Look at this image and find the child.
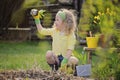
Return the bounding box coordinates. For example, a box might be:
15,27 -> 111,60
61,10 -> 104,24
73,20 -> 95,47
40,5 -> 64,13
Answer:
31,9 -> 79,72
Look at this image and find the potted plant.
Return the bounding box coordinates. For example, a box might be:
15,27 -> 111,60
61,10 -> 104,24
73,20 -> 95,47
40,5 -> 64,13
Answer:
87,6 -> 117,48
86,31 -> 99,48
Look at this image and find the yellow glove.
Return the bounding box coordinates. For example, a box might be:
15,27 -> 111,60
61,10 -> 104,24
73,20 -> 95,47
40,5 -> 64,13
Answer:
60,65 -> 74,74
60,58 -> 74,74
30,9 -> 45,24
66,66 -> 74,74
30,9 -> 45,19
60,64 -> 67,72
38,10 -> 46,19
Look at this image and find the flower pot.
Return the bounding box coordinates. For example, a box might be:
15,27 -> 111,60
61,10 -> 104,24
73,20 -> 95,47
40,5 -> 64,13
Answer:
86,37 -> 99,48
99,34 -> 106,48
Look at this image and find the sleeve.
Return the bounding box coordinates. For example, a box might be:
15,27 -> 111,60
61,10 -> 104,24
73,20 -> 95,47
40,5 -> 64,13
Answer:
38,28 -> 55,36
67,33 -> 76,50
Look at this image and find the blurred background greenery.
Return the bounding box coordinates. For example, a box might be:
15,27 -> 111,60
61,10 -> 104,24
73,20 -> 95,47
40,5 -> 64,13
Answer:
78,0 -> 120,79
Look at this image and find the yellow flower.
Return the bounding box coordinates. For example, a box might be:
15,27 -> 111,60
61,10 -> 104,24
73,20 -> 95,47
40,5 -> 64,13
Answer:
93,20 -> 97,24
101,13 -> 104,15
94,15 -> 100,20
98,12 -> 101,15
109,11 -> 115,16
106,8 -> 111,15
107,8 -> 110,12
112,12 -> 116,16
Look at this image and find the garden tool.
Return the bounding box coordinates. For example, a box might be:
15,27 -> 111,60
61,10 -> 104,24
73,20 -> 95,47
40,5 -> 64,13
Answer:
30,9 -> 46,19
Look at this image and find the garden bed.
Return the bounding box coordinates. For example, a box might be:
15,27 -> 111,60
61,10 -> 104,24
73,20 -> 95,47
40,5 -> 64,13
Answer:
0,69 -> 85,80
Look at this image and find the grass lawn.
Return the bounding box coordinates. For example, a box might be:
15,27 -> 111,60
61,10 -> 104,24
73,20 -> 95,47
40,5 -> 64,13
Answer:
0,40 -> 51,71
0,40 -> 96,71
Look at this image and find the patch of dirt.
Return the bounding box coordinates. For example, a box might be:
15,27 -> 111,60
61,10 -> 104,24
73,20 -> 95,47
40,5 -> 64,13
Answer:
0,69 -> 85,80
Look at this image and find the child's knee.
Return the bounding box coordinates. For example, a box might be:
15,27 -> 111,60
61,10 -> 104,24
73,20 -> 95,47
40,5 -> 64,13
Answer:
68,56 -> 79,65
46,50 -> 53,58
46,50 -> 56,64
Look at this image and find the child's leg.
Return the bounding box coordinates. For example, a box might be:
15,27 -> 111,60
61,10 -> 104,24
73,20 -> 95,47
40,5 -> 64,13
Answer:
67,56 -> 79,76
46,50 -> 59,70
68,56 -> 79,65
46,50 -> 57,64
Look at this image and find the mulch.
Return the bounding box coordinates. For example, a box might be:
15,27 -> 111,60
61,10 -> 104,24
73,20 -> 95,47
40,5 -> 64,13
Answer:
0,68 -> 85,80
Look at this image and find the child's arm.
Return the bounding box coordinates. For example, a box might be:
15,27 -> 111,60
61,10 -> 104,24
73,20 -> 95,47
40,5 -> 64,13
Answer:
31,9 -> 54,36
60,49 -> 72,66
65,33 -> 76,59
31,9 -> 45,31
65,49 -> 73,59
60,49 -> 72,72
60,34 -> 76,71
35,19 -> 43,31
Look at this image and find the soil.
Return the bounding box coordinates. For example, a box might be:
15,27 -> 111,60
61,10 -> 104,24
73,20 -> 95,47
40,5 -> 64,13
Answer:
0,68 -> 85,80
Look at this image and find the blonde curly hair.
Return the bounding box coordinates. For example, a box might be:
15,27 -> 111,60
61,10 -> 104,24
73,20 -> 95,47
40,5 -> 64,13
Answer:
57,9 -> 76,35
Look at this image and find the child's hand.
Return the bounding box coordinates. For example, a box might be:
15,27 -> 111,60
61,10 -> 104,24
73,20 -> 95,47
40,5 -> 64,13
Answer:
60,58 -> 74,74
30,9 -> 45,19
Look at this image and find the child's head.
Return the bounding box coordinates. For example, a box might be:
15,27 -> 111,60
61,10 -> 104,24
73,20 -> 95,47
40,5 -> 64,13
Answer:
54,9 -> 76,35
